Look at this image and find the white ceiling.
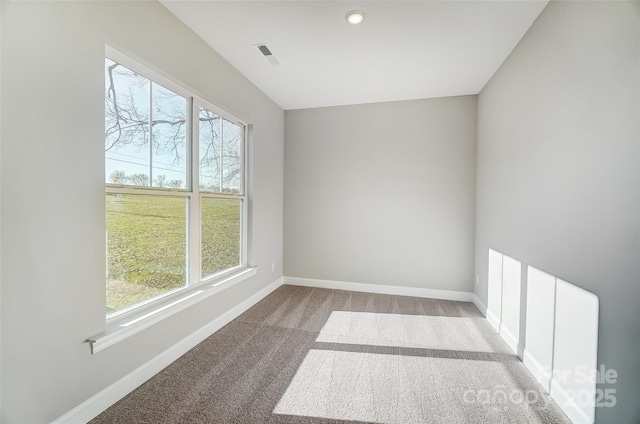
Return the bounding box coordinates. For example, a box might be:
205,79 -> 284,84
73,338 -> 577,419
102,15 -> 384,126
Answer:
161,1 -> 548,110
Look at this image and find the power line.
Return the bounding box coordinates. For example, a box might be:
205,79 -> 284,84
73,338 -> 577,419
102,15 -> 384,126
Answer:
106,157 -> 185,175
108,149 -> 184,170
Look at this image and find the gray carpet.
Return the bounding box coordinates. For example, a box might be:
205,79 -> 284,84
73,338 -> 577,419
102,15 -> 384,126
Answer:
91,285 -> 571,423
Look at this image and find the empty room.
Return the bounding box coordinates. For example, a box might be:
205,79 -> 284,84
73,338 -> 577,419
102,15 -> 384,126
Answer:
1,1 -> 638,423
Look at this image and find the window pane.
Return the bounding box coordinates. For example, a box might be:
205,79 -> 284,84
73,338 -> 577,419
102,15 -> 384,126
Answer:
201,197 -> 241,279
199,107 -> 222,192
106,194 -> 187,315
222,119 -> 242,194
105,58 -> 150,186
151,82 -> 188,189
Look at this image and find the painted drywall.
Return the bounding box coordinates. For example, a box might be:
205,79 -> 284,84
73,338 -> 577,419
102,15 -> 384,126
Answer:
524,266 -> 556,390
0,1 -> 283,422
500,253 -> 522,354
285,96 -> 476,292
552,278 -> 600,422
486,248 -> 503,331
474,1 -> 640,422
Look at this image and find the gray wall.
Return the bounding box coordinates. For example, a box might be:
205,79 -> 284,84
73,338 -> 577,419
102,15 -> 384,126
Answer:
474,2 -> 639,423
0,1 -> 283,422
285,97 -> 476,292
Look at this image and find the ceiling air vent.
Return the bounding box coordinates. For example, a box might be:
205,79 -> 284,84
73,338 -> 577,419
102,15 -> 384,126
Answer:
257,44 -> 279,65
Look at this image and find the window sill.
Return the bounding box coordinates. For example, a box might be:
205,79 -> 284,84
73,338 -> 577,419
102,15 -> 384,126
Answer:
88,266 -> 258,354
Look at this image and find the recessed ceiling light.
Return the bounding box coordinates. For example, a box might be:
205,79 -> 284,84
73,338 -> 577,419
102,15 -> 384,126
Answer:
345,10 -> 365,25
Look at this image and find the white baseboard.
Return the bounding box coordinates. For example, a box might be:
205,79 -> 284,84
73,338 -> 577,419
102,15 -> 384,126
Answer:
499,325 -> 519,355
516,343 -> 525,360
284,276 -> 474,302
486,309 -> 501,333
550,377 -> 594,424
52,277 -> 284,424
471,294 -> 486,316
523,349 -> 552,392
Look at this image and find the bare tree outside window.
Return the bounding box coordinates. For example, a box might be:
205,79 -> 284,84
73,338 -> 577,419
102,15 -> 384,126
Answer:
105,59 -> 241,192
105,58 -> 187,188
199,107 -> 242,193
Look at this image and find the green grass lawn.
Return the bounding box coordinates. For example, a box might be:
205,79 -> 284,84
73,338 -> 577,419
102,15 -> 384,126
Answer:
106,193 -> 240,315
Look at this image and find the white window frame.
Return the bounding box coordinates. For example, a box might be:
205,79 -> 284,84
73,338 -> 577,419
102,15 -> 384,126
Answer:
193,97 -> 249,286
90,46 -> 255,353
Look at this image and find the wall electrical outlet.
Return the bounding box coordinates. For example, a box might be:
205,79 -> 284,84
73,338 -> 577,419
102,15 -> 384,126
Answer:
272,262 -> 275,272
476,274 -> 480,286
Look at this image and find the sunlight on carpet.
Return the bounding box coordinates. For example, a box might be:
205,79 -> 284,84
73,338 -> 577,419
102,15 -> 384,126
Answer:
273,349 -> 533,423
315,311 -> 499,352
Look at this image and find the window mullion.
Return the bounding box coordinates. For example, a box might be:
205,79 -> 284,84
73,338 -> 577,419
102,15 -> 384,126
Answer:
190,99 -> 202,285
242,127 -> 248,266
148,81 -> 153,187
219,120 -> 224,192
